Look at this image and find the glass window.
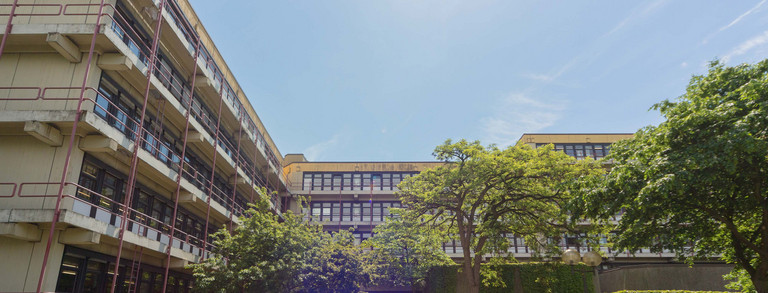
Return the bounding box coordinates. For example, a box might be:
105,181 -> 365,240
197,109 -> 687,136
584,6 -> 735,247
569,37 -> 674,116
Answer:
312,174 -> 322,190
332,175 -> 342,190
303,174 -> 312,190
353,174 -> 361,190
342,174 -> 351,190
322,174 -> 332,190
331,203 -> 340,221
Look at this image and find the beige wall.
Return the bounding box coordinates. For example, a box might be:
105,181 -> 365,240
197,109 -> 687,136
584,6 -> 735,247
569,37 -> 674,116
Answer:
0,53 -> 102,112
518,133 -> 634,147
0,230 -> 65,292
0,135 -> 84,210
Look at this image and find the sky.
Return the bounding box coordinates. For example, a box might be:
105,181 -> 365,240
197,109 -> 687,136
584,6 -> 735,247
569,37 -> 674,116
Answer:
188,0 -> 768,161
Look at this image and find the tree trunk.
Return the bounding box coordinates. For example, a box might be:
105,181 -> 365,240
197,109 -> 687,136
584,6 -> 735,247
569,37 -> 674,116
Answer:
747,261 -> 768,293
462,260 -> 480,293
753,274 -> 768,293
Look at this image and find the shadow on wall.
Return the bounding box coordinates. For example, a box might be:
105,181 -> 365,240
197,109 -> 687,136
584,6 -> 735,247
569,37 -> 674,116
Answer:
599,263 -> 735,293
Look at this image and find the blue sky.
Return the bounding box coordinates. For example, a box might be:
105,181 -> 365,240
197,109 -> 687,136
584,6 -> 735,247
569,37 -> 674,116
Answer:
188,0 -> 768,161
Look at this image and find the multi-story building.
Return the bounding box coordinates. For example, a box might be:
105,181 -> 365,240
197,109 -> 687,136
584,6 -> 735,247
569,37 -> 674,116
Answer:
0,1 -> 288,292
282,154 -> 443,245
285,133 -> 682,264
0,0 -> 727,292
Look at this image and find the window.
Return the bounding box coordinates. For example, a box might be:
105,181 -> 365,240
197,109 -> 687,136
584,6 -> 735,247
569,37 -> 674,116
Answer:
95,76 -> 137,140
539,143 -> 614,160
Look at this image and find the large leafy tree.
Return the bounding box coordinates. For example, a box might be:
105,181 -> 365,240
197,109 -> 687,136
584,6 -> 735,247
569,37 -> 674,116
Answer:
363,209 -> 454,292
189,197 -> 370,292
569,60 -> 768,292
397,139 -> 601,293
302,230 -> 373,292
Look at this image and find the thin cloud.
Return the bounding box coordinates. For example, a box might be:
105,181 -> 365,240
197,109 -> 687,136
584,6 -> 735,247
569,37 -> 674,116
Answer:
605,0 -> 669,37
522,57 -> 579,84
303,134 -> 343,161
702,0 -> 766,44
522,73 -> 554,82
480,93 -> 566,147
722,30 -> 768,63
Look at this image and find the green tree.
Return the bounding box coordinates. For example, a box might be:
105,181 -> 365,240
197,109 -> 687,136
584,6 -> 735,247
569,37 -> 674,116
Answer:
363,209 -> 454,292
188,197 -> 370,292
398,139 -> 601,293
302,229 -> 372,292
568,60 -> 768,292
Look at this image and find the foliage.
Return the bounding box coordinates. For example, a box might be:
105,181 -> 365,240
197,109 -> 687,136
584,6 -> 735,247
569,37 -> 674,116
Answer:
425,265 -> 458,293
725,267 -> 757,293
302,229 -> 372,292
363,209 -> 454,290
398,139 -> 602,293
613,291 -> 730,293
567,60 -> 768,292
188,196 -> 370,292
425,263 -> 593,293
517,262 -> 592,293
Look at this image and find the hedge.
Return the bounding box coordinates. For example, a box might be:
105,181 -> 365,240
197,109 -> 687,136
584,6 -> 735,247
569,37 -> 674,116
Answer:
613,291 -> 731,293
425,263 -> 594,293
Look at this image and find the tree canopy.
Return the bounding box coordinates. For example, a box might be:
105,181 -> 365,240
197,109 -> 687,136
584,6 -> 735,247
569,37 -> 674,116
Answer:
188,196 -> 370,292
397,139 -> 602,293
568,60 -> 768,292
363,208 -> 454,291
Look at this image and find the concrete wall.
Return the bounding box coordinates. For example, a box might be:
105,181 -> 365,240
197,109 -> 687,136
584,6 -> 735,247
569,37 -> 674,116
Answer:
519,133 -> 634,148
0,52 -> 101,111
0,135 -> 83,209
599,264 -> 735,293
0,229 -> 65,292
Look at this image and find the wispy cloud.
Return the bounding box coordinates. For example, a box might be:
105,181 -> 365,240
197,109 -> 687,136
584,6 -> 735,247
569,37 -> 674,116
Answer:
480,93 -> 566,147
522,73 -> 554,82
702,0 -> 766,44
604,0 -> 669,37
303,134 -> 343,161
722,30 -> 768,63
522,57 -> 580,84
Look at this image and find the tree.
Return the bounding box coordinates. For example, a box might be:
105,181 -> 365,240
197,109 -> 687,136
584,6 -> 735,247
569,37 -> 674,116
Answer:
363,209 -> 454,292
568,60 -> 768,292
188,196 -> 370,292
397,139 -> 601,293
302,230 -> 372,292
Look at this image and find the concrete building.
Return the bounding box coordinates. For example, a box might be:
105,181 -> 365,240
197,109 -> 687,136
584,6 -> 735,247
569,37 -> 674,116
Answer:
0,0 -> 288,292
284,134 -> 685,264
282,154 -> 443,245
0,0 -> 725,292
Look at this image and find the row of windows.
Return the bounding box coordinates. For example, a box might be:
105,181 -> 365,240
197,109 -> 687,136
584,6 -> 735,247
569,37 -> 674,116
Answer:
56,246 -> 192,293
308,201 -> 403,222
77,157 -> 224,247
95,74 -> 255,213
537,143 -> 613,160
302,172 -> 418,191
109,0 -> 280,171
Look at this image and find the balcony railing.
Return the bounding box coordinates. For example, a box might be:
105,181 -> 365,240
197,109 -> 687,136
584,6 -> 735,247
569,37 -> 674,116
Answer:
9,180 -> 215,257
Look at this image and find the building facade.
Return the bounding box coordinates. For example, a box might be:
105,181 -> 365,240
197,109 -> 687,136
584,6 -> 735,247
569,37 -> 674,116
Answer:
0,0 -> 287,292
0,0 -> 722,292
285,134 -> 687,267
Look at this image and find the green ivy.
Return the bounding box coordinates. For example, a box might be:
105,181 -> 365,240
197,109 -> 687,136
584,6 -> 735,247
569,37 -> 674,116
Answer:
613,291 -> 730,293
425,265 -> 457,293
426,263 -> 593,293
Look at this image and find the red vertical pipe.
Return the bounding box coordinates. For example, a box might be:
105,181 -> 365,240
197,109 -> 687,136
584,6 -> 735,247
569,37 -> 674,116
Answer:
161,37 -> 201,292
0,0 -> 18,60
369,180 -> 373,229
35,2 -> 106,292
110,1 -> 166,291
228,114 -> 244,232
202,71 -> 227,261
